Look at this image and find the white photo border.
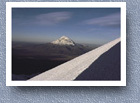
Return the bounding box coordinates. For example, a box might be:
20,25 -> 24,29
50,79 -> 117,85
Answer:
6,2 -> 126,86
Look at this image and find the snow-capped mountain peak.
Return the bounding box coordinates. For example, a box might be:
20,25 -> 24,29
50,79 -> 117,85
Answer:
52,36 -> 75,46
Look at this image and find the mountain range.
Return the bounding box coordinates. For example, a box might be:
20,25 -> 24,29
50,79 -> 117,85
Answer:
13,36 -> 95,60
12,36 -> 98,80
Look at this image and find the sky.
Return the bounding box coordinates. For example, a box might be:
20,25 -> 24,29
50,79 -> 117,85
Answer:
12,8 -> 120,45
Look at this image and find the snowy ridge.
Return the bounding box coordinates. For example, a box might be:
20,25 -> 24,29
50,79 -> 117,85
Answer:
29,38 -> 120,81
51,36 -> 75,46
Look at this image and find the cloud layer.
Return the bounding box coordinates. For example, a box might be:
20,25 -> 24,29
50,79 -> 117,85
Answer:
35,12 -> 72,25
84,13 -> 120,27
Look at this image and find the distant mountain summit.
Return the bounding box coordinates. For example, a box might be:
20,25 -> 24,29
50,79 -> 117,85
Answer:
52,36 -> 75,46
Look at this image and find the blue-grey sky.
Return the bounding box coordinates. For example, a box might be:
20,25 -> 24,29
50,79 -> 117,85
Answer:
12,8 -> 120,45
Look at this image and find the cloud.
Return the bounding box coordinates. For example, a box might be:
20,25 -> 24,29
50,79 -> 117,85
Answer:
35,12 -> 72,25
84,13 -> 120,27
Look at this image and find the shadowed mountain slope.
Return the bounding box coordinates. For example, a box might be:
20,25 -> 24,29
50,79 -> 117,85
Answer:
75,42 -> 120,80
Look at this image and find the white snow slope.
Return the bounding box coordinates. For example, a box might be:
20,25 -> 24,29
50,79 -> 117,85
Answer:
29,38 -> 120,81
